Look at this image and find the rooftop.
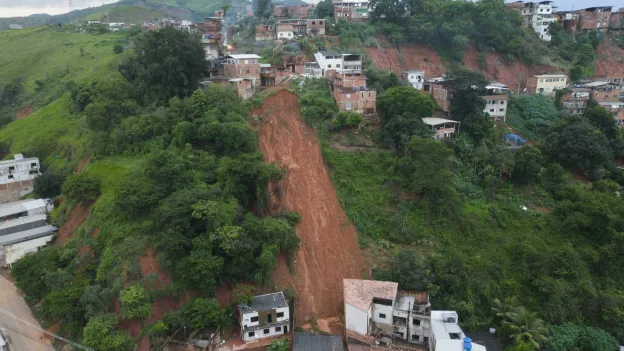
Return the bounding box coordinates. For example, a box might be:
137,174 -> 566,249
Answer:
599,101 -> 624,107
569,87 -> 591,92
241,292 -> 288,313
226,54 -> 262,59
343,279 -> 398,311
422,117 -> 460,126
0,225 -> 56,246
293,332 -> 344,351
0,199 -> 48,219
319,50 -> 341,57
405,70 -> 425,74
0,214 -> 47,236
398,290 -> 429,304
482,95 -> 509,100
0,155 -> 38,166
533,74 -> 568,78
581,81 -> 617,88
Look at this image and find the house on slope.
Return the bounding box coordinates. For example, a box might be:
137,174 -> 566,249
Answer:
238,292 -> 290,342
403,70 -> 425,90
430,311 -> 486,351
0,154 -> 41,202
482,83 -> 509,123
526,74 -> 567,95
422,118 -> 460,140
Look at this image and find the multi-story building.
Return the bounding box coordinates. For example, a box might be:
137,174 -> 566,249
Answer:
526,74 -> 567,94
555,11 -> 579,33
522,1 -> 556,41
422,118 -> 460,140
313,51 -> 363,75
277,19 -> 307,35
482,83 -> 509,122
332,0 -> 370,21
429,311 -> 486,351
198,17 -> 223,60
219,54 -> 262,99
581,81 -> 622,102
255,25 -> 276,41
428,77 -> 451,114
610,8 -> 624,30
403,70 -> 425,90
561,88 -> 591,114
574,6 -> 613,31
306,19 -> 326,35
0,155 -> 41,202
238,292 -> 290,342
333,86 -> 377,115
274,4 -> 313,19
277,23 -> 295,40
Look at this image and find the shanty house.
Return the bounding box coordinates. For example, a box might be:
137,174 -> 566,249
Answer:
561,88 -> 591,114
333,86 -> 376,115
574,6 -> 613,31
239,292 -> 290,342
255,25 -> 276,41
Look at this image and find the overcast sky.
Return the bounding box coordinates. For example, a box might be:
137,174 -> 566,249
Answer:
0,0 -> 623,18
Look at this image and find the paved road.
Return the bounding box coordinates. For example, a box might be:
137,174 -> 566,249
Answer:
0,273 -> 54,351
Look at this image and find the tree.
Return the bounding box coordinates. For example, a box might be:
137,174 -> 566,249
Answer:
255,0 -> 275,21
370,0 -> 410,19
121,27 -> 206,105
548,323 -> 618,351
379,114 -> 432,150
34,170 -> 64,198
584,105 -> 618,141
119,285 -> 152,321
377,87 -> 436,125
268,338 -> 290,351
314,0 -> 334,19
181,298 -> 228,330
462,112 -> 494,145
233,284 -> 255,306
83,315 -> 133,351
505,307 -> 548,349
442,67 -> 488,121
145,149 -> 192,192
113,44 -> 124,54
61,173 -> 100,203
511,146 -> 544,185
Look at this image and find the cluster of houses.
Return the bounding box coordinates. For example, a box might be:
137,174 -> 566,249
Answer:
238,279 -> 487,351
0,154 -> 56,268
505,1 -> 624,41
255,19 -> 326,42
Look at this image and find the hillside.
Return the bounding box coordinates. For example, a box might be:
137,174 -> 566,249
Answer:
83,5 -> 174,23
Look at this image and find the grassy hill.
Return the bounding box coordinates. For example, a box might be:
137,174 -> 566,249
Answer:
83,5 -> 174,23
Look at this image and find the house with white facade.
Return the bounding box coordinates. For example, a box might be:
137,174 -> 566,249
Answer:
238,292 -> 290,342
422,118 -> 460,140
482,83 -> 509,123
0,198 -> 56,267
403,70 -> 425,90
521,1 -> 556,41
0,154 -> 41,202
429,311 -> 486,351
313,51 -> 363,76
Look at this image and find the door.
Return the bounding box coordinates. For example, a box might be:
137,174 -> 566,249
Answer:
284,325 -> 288,334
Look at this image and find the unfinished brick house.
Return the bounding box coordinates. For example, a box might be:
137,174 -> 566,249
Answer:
334,86 -> 376,115
219,54 -> 262,98
574,6 -> 612,31
555,11 -> 579,33
334,71 -> 367,88
306,19 -> 325,35
277,19 -> 307,35
281,54 -> 305,74
429,79 -> 451,114
260,64 -> 291,86
198,17 -> 223,59
610,8 -> 624,30
274,4 -> 312,19
255,25 -> 276,41
581,81 -> 622,102
277,23 -> 295,40
561,88 -> 591,114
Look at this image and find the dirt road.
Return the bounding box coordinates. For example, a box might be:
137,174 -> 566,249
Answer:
250,90 -> 366,323
0,273 -> 54,351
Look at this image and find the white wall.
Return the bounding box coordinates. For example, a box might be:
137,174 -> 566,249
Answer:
242,324 -> 288,342
275,306 -> 289,322
345,303 -> 369,335
314,53 -> 343,72
278,31 -> 294,39
372,303 -> 394,326
3,235 -> 54,267
0,158 -> 40,185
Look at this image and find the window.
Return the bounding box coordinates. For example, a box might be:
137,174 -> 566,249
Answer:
251,316 -> 259,322
346,94 -> 351,98
345,102 -> 352,111
499,108 -> 505,112
320,21 -> 323,24
490,109 -> 494,112
337,64 -> 340,68
379,313 -> 387,319
424,337 -> 429,343
413,335 -> 420,341
249,332 -> 255,337
276,326 -> 282,332
413,318 -> 421,325
30,162 -> 37,167
501,101 -> 505,104
8,175 -> 13,179
328,64 -> 332,68
264,329 -> 270,334
8,166 -> 14,171
277,312 -> 284,318
395,332 -> 404,338
312,21 -> 316,24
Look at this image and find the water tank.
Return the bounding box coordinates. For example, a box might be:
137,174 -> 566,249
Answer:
13,154 -> 24,160
464,337 -> 472,351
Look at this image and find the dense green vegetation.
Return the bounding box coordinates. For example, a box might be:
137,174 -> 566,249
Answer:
7,28 -> 298,348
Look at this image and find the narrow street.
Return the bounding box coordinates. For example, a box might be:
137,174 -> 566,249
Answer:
0,272 -> 54,351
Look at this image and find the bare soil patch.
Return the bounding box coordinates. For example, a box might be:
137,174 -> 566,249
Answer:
16,106 -> 33,120
55,203 -> 92,246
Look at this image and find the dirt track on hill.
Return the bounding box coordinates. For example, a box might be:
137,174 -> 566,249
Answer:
249,90 -> 366,323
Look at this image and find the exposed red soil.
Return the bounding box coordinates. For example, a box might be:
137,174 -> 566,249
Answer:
55,203 -> 92,246
16,106 -> 33,120
249,89 -> 367,323
215,284 -> 234,307
74,156 -> 90,174
44,322 -> 60,341
366,44 -> 447,78
595,40 -> 624,77
140,247 -> 170,289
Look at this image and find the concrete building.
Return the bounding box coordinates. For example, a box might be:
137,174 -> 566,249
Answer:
522,1 -> 556,41
392,291 -> 431,345
526,74 -> 567,94
0,198 -> 56,267
555,11 -> 579,33
598,101 -> 624,126
313,51 -> 363,75
429,311 -> 486,351
482,83 -> 509,122
610,8 -> 624,30
334,86 -> 377,115
306,19 -> 326,35
304,62 -> 323,77
422,117 -> 460,140
277,19 -> 307,35
403,70 -> 425,90
274,4 -> 313,19
574,6 -> 613,31
580,81 -> 622,102
332,0 -> 370,21
561,88 -> 591,114
238,292 -> 290,342
0,155 -> 41,202
277,23 -> 295,40
198,17 -> 223,60
255,25 -> 276,41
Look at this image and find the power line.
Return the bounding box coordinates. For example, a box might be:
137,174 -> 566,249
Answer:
0,308 -> 94,351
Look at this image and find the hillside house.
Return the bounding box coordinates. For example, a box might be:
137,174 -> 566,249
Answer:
199,17 -> 223,59
422,118 -> 459,140
591,74 -> 624,85
481,83 -> 509,122
429,311 -> 486,351
281,54 -> 306,74
238,292 -> 290,342
261,64 -> 292,86
274,4 -> 312,19
574,6 -> 613,31
313,51 -> 363,75
334,86 -> 377,115
428,78 -> 451,114
306,19 -> 326,35
0,155 -> 41,202
332,0 -> 370,21
561,88 -> 591,114
403,70 -> 425,90
334,71 -> 367,88
555,11 -> 579,32
293,332 -> 344,351
599,101 -> 624,126
222,54 -> 261,82
526,74 -> 567,94
0,199 -> 56,267
255,25 -> 276,41
277,19 -> 307,35
610,8 -> 624,30
515,1 -> 555,40
304,62 -> 323,77
277,23 -> 295,40
580,81 -> 622,102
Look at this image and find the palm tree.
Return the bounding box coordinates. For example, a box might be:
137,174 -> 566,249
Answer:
505,307 -> 548,350
268,338 -> 289,351
491,296 -> 520,323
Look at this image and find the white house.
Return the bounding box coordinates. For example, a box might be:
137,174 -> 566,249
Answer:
239,292 -> 290,342
404,70 -> 425,90
344,279 -> 398,336
522,1 -> 556,41
0,155 -> 41,202
429,311 -> 486,351
314,50 -> 345,74
422,117 -> 460,140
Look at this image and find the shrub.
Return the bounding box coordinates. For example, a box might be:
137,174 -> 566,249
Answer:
331,112 -> 363,130
113,44 -> 124,54
34,170 -> 64,198
119,285 -> 152,321
61,173 -> 100,203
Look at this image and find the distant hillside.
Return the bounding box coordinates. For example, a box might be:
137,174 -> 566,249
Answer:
83,5 -> 174,23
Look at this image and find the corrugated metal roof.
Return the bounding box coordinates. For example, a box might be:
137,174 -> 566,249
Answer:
422,117 -> 460,126
294,332 -> 344,351
0,199 -> 47,218
241,292 -> 288,312
227,54 -> 262,59
0,225 -> 56,246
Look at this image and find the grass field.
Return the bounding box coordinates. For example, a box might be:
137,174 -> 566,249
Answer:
84,5 -> 173,23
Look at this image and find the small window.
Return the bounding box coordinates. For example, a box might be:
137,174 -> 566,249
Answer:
413,318 -> 421,326
499,108 -> 504,112
379,313 -> 386,319
489,109 -> 494,112
320,21 -> 323,24
30,162 -> 37,167
8,166 -> 14,171
249,331 -> 255,337
312,21 -> 316,24
424,337 -> 429,343
336,64 -> 340,68
501,101 -> 505,104
264,329 -> 270,334
276,326 -> 282,332
328,64 -> 332,68
251,316 -> 259,322
277,312 -> 284,318
413,334 -> 420,341
8,175 -> 13,179
346,94 -> 351,98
